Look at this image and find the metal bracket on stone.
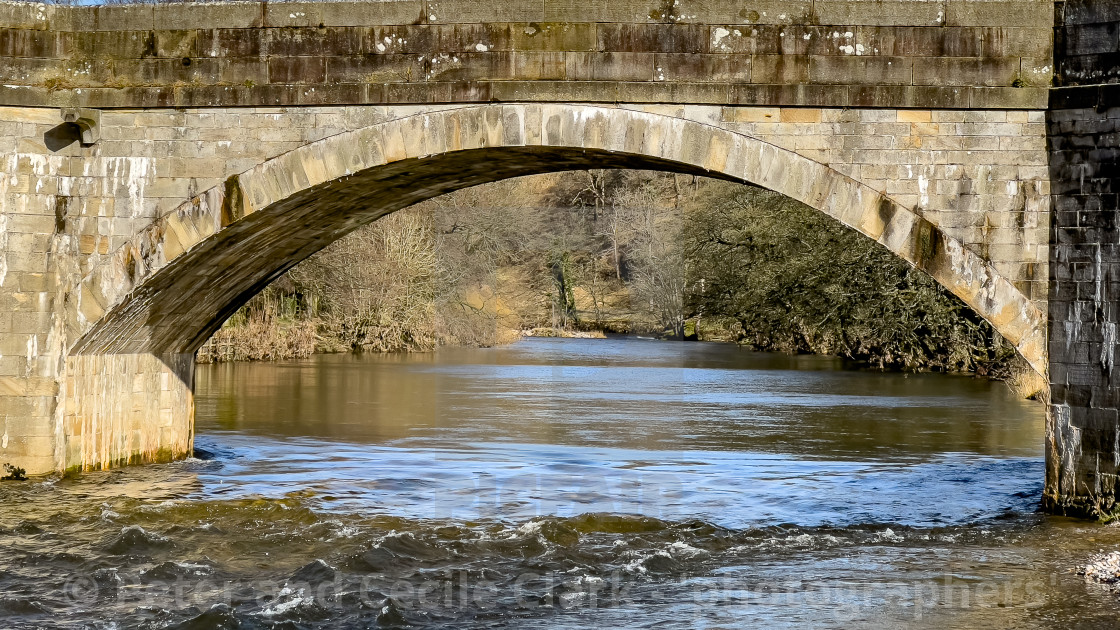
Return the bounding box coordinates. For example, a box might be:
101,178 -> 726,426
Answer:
61,108 -> 100,146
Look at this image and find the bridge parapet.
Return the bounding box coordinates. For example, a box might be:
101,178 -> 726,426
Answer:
0,0 -> 1051,110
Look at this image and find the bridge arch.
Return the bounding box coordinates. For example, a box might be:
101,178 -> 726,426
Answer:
68,104 -> 1045,375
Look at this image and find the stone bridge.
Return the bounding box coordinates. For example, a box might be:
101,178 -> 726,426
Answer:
0,0 -> 1113,517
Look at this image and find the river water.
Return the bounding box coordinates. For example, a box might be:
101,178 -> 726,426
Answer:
3,337 -> 1120,628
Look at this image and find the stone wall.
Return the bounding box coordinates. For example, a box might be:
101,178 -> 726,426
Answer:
0,0 -> 1051,110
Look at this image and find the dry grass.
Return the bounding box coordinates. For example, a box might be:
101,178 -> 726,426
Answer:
196,288 -> 318,363
197,314 -> 318,363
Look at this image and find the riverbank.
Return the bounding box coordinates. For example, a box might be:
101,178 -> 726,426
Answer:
196,317 -> 1047,400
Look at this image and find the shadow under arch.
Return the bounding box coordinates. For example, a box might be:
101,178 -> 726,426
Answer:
68,104 -> 1046,376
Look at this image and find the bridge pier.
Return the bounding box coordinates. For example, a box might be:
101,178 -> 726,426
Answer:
1040,0 -> 1120,519
0,354 -> 192,476
62,354 -> 194,474
1045,98 -> 1120,518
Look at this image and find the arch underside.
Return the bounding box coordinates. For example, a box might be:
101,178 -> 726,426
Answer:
68,105 -> 1046,376
76,148 -> 716,355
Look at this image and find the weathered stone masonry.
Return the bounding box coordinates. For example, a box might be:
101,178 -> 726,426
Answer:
1,0 -> 1100,517
1046,0 -> 1120,518
0,0 -> 1051,109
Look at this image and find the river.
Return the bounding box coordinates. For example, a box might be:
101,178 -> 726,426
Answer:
2,337 -> 1120,628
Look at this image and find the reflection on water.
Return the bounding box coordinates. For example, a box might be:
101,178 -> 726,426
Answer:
2,338 -> 1120,628
201,338 -> 1040,457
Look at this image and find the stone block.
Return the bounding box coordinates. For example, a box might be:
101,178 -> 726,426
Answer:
429,23 -> 507,53
0,29 -> 71,59
948,1 -> 1053,28
899,26 -> 988,57
751,54 -> 809,83
269,26 -> 366,57
912,57 -> 1020,87
597,24 -> 709,54
265,1 -> 423,27
0,354 -> 27,377
219,59 -> 269,87
430,0 -> 547,23
1063,1 -> 1120,26
814,0 -> 947,26
5,251 -> 46,274
1063,22 -> 1120,57
897,109 -> 932,123
133,58 -> 222,88
50,5 -> 96,32
969,86 -> 1048,109
788,135 -> 833,155
984,27 -> 1055,58
203,28 -> 264,58
849,85 -> 969,109
154,3 -> 264,30
656,53 -> 751,83
6,232 -> 50,253
143,177 -> 191,200
154,29 -> 201,59
779,108 -> 820,123
95,5 -> 155,31
510,22 -> 596,52
1000,135 -> 1048,152
0,2 -> 53,31
709,25 -> 755,54
268,57 -> 328,84
586,52 -> 657,82
0,435 -> 54,459
688,0 -> 816,24
808,55 -> 914,85
730,83 -> 849,107
721,106 -> 780,122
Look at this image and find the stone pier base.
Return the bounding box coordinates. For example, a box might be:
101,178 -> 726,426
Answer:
60,354 -> 194,474
0,376 -> 61,477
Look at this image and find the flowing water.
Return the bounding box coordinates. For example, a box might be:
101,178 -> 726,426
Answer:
3,337 -> 1120,628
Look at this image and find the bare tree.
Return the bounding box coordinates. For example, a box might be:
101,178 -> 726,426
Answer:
609,181 -> 688,337
291,209 -> 439,352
